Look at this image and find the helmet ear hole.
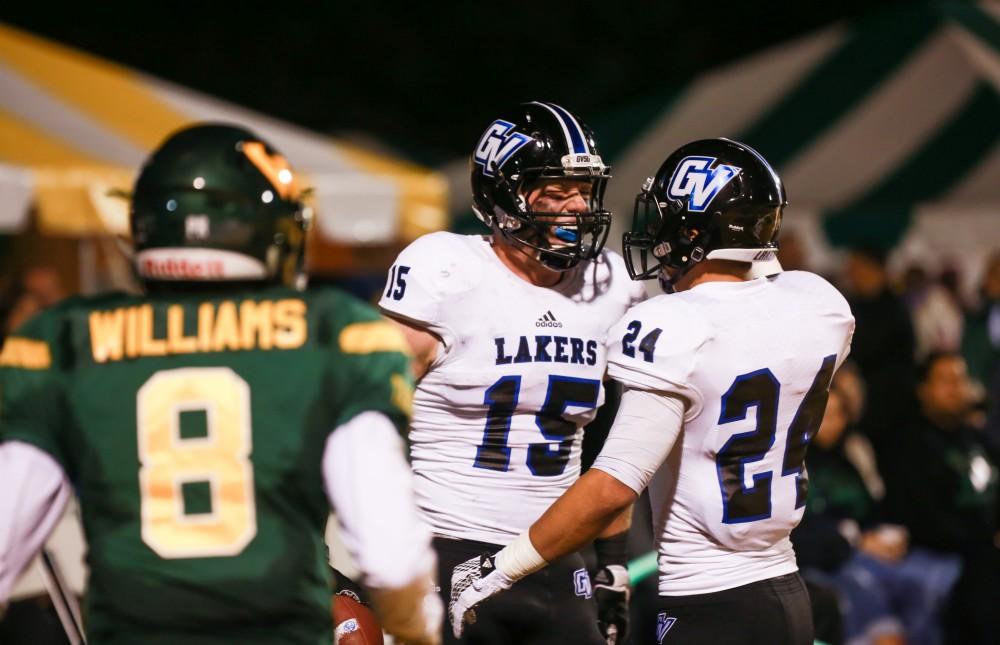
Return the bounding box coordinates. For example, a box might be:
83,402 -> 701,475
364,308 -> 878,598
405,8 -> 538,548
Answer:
680,226 -> 702,244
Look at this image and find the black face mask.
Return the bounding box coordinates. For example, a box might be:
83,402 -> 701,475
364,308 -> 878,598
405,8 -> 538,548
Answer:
503,209 -> 612,272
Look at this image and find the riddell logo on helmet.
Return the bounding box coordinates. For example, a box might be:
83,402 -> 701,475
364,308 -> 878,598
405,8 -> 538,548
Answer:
136,249 -> 268,280
141,257 -> 225,279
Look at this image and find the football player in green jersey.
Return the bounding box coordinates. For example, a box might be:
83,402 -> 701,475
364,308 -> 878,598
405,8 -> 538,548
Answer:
0,124 -> 442,645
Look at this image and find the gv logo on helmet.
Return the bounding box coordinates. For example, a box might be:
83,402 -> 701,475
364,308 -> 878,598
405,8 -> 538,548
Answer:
667,156 -> 741,213
474,120 -> 531,178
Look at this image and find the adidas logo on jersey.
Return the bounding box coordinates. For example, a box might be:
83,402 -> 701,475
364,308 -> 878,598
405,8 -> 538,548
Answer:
536,311 -> 563,328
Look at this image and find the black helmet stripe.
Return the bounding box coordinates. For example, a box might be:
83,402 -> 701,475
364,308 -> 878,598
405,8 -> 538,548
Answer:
530,102 -> 590,155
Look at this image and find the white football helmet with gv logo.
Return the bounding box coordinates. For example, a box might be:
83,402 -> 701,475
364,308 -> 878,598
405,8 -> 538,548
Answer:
623,138 -> 786,290
470,102 -> 612,271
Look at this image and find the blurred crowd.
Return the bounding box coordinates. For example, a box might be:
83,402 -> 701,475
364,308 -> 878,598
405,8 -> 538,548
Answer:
0,265 -> 67,341
779,241 -> 1000,645
2,243 -> 999,645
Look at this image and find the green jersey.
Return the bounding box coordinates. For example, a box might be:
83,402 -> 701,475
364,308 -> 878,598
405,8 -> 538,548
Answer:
0,284 -> 413,644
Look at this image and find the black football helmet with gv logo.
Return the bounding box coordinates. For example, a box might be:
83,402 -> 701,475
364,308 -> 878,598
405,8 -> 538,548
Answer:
470,102 -> 611,271
623,138 -> 785,290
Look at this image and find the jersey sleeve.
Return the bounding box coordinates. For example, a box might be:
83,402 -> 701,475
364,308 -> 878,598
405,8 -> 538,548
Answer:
0,441 -> 72,603
605,297 -> 710,420
328,295 -> 416,437
0,308 -> 74,473
377,232 -> 478,348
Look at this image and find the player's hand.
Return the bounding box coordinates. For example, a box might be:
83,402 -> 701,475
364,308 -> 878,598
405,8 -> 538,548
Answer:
399,589 -> 444,645
593,564 -> 630,645
448,554 -> 514,638
369,575 -> 444,645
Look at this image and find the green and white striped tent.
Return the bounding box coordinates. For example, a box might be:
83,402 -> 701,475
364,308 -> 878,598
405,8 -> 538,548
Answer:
603,1 -> 1000,288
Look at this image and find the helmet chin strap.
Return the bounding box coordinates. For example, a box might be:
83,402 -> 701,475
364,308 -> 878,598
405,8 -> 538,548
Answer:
492,226 -> 570,282
505,220 -> 579,272
657,268 -> 677,294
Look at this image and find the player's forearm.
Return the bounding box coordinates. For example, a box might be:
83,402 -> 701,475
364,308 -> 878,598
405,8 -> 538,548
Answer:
598,504 -> 633,539
493,470 -> 635,581
323,411 -> 435,590
528,469 -> 637,562
369,572 -> 442,645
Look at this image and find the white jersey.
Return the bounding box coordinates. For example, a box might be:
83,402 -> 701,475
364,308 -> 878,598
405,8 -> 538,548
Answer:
379,232 -> 646,545
606,271 -> 854,595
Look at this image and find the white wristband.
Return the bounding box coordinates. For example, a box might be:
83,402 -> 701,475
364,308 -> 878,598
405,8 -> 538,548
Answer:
495,532 -> 548,581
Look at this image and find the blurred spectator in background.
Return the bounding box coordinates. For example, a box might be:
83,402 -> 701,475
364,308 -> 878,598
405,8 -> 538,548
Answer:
900,265 -> 963,360
841,245 -> 916,456
0,266 -> 66,341
776,229 -> 809,272
793,363 -> 956,645
881,352 -> 999,645
20,266 -> 67,309
1,285 -> 41,340
938,264 -> 963,311
962,252 -> 1000,444
962,251 -> 1000,388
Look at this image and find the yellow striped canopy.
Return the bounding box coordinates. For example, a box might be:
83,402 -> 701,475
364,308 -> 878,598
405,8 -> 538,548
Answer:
0,23 -> 447,243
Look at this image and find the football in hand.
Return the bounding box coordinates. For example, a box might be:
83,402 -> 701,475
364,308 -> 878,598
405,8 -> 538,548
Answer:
333,591 -> 384,645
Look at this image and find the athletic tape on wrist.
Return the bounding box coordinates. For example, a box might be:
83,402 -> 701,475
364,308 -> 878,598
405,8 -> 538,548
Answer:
495,532 -> 547,581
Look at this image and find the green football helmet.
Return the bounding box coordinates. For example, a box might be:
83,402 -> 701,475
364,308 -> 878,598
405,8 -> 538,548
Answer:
130,123 -> 308,287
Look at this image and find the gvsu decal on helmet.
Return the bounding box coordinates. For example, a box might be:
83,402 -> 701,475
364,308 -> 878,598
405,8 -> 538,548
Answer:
474,120 -> 531,178
667,156 -> 742,212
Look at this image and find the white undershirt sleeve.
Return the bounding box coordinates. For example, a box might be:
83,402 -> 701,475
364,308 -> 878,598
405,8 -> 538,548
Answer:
323,411 -> 435,590
590,387 -> 687,495
0,441 -> 72,604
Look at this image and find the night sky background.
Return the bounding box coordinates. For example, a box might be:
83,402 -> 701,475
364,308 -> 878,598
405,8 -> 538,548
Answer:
2,1 -> 905,165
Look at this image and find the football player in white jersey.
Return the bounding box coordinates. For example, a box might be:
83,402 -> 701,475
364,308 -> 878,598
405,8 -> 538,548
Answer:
451,138 -> 856,645
379,102 -> 647,645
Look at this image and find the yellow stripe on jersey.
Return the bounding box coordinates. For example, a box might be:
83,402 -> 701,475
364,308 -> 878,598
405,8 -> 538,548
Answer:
338,320 -> 412,356
391,373 -> 414,419
0,336 -> 52,370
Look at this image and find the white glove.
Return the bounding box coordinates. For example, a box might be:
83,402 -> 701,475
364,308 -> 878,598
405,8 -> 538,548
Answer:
448,554 -> 515,638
